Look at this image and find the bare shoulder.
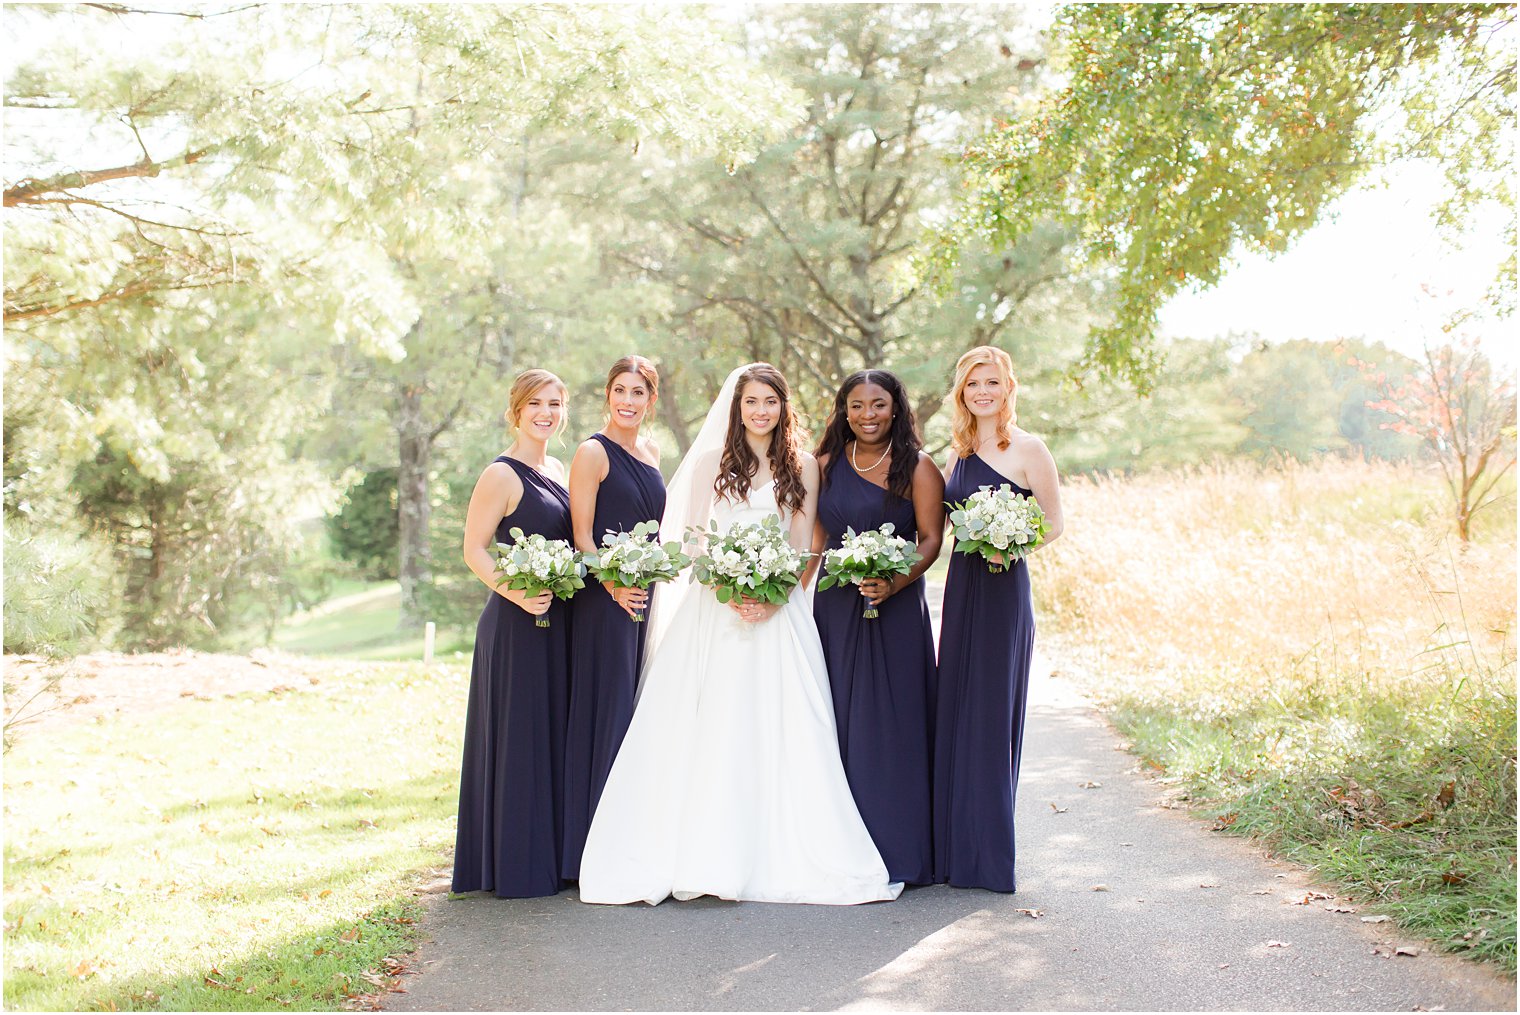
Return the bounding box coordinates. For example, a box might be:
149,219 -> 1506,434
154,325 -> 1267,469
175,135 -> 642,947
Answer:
637,434 -> 662,465
1013,430 -> 1057,469
543,456 -> 570,486
475,457 -> 521,501
798,450 -> 820,483
574,436 -> 609,464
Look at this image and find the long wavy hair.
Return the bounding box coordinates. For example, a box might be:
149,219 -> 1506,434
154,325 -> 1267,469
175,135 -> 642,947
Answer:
815,370 -> 921,503
950,345 -> 1018,459
715,363 -> 808,515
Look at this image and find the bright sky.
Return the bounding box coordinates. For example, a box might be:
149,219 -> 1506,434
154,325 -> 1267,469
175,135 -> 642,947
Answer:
1157,152 -> 1514,370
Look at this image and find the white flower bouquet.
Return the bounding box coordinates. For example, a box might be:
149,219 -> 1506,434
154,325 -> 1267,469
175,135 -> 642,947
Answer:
948,484 -> 1049,574
816,523 -> 922,619
579,520 -> 692,622
493,527 -> 587,627
688,515 -> 810,607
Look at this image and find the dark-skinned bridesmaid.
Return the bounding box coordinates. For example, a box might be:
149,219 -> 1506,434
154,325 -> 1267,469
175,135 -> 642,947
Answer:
453,368 -> 574,898
806,369 -> 944,886
562,355 -> 667,881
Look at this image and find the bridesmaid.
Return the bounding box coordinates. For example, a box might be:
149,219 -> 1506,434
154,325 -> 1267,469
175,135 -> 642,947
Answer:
453,369 -> 575,898
562,355 -> 667,881
933,345 -> 1064,892
808,370 -> 944,886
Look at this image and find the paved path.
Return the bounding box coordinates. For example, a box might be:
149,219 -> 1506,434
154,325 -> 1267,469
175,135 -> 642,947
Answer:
385,650 -> 1513,1012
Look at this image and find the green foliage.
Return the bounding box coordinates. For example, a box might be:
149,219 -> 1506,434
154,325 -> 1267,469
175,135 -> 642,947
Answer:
327,470 -> 400,581
948,3 -> 1517,387
2,660 -> 465,1010
614,4 -> 1101,432
1,516 -> 114,657
1110,679 -> 1517,972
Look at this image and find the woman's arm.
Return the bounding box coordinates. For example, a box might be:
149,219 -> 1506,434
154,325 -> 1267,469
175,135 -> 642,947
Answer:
568,439 -> 609,555
801,453 -> 831,589
1023,438 -> 1064,548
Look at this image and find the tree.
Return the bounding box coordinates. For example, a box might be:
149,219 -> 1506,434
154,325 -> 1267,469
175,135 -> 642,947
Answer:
1365,335 -> 1517,540
945,3 -> 1516,388
5,4 -> 801,639
614,4 -> 1101,436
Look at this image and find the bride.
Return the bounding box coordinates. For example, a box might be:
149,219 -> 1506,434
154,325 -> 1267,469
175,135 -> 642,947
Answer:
577,363 -> 903,906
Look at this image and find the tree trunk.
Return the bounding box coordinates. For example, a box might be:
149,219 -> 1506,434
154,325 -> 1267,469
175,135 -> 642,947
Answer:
397,385 -> 434,630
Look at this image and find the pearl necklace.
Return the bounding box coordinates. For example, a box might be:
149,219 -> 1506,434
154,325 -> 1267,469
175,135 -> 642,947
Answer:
851,440 -> 889,473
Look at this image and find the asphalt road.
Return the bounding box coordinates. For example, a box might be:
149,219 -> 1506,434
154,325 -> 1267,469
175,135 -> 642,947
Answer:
386,591 -> 1515,1011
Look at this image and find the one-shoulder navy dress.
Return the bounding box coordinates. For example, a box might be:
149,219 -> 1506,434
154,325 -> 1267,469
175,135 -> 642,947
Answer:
452,455 -> 573,898
812,460 -> 936,885
933,452 -> 1036,892
561,433 -> 667,880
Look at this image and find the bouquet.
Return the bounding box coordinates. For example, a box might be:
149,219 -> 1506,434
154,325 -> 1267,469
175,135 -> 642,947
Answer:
816,523 -> 922,619
948,484 -> 1049,574
579,520 -> 692,622
492,527 -> 587,627
689,515 -> 810,608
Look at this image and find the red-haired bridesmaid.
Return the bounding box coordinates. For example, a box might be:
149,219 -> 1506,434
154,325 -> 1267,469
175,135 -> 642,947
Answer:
933,346 -> 1064,892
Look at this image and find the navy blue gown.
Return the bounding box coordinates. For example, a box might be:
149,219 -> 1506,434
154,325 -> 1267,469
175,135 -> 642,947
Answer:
933,452 -> 1036,892
453,455 -> 573,898
561,433 -> 667,880
813,460 -> 936,885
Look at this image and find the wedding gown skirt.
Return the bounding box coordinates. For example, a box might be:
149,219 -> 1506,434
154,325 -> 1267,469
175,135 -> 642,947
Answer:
578,486 -> 903,906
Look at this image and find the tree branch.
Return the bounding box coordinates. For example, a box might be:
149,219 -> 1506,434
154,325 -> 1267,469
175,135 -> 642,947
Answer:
5,148 -> 212,206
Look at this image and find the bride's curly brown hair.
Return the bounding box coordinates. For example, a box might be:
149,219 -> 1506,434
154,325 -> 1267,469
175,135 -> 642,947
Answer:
715,363 -> 808,515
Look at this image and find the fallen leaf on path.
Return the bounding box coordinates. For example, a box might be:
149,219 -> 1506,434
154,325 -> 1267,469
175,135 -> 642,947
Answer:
1119,842 -> 1133,847
1250,889 -> 1272,895
1361,915 -> 1392,924
1325,904 -> 1356,913
1199,883 -> 1220,889
1091,884 -> 1110,892
1395,946 -> 1420,957
1014,908 -> 1044,919
1211,813 -> 1238,830
1078,780 -> 1102,789
1289,891 -> 1333,905
1218,963 -> 1230,969
1265,940 -> 1291,948
1049,802 -> 1068,814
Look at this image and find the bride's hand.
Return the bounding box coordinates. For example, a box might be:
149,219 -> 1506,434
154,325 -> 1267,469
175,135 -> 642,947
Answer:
729,594 -> 779,624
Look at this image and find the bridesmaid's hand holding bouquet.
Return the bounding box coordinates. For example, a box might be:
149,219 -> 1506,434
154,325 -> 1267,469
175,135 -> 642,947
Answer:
689,515 -> 810,611
817,523 -> 922,619
580,520 -> 692,622
493,528 -> 587,627
948,484 -> 1048,574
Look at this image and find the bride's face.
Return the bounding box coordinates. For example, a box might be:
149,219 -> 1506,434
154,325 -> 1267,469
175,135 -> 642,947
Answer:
739,381 -> 782,438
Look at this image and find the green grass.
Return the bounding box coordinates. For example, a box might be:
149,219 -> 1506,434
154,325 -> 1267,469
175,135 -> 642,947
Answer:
3,660 -> 469,1011
272,583 -> 472,661
1106,673 -> 1517,973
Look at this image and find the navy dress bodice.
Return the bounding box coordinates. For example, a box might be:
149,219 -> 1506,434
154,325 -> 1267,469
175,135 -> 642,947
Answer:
812,459 -> 937,885
453,455 -> 573,897
933,452 -> 1036,892
562,434 -> 667,879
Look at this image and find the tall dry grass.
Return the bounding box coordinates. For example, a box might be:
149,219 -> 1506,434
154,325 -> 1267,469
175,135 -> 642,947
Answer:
1032,457 -> 1517,970
1033,457 -> 1516,702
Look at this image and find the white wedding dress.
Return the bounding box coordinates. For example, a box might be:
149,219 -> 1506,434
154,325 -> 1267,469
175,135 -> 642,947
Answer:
577,478 -> 903,906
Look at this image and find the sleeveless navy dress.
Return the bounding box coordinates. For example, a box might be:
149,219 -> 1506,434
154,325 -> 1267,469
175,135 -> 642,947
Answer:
561,433 -> 667,880
812,460 -> 936,885
933,452 -> 1036,892
452,455 -> 573,898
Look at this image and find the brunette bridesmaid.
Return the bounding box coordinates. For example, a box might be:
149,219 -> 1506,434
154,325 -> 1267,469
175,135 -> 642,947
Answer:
562,355 -> 667,880
453,369 -> 574,898
808,370 -> 944,886
933,346 -> 1064,892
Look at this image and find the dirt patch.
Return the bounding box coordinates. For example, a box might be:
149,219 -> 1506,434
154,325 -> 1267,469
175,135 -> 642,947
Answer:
3,649 -> 369,735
